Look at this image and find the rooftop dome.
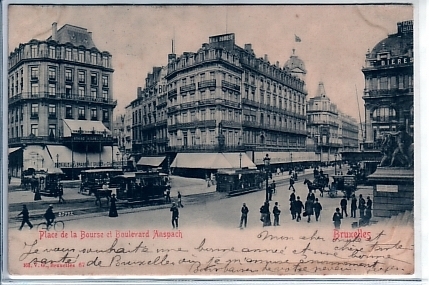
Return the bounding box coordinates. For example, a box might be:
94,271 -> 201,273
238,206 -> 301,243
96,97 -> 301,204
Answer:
368,33 -> 413,58
284,49 -> 306,72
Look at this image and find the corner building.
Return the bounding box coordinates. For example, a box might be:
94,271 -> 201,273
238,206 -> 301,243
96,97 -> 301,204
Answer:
162,34 -> 308,171
8,23 -> 118,178
362,20 -> 413,148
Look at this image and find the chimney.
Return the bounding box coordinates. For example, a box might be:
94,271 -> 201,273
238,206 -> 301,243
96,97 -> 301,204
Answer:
137,87 -> 142,98
52,22 -> 57,40
244,44 -> 252,52
88,31 -> 92,39
264,54 -> 268,62
276,61 -> 279,67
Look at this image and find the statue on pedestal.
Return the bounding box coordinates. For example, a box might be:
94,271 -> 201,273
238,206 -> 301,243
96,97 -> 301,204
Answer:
379,125 -> 413,168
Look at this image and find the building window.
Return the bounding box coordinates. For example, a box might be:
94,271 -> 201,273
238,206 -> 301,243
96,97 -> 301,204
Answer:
372,107 -> 396,122
200,73 -> 206,81
103,109 -> 109,121
102,56 -> 108,67
91,108 -> 97,120
48,67 -> 56,81
102,90 -> 108,102
91,73 -> 98,85
78,50 -> 85,62
49,83 -> 56,96
65,48 -> 72,60
49,46 -> 56,58
31,83 -> 39,96
65,105 -> 73,119
65,69 -> 73,82
31,45 -> 38,58
31,124 -> 38,136
102,75 -> 108,87
91,53 -> 97,65
210,109 -> 215,120
191,111 -> 196,121
49,104 -> 56,118
78,86 -> 85,98
49,124 -> 56,137
91,88 -> 97,100
31,67 -> 38,80
78,71 -> 85,83
78,107 -> 85,120
380,77 -> 388,89
66,85 -> 72,97
201,109 -> 206,121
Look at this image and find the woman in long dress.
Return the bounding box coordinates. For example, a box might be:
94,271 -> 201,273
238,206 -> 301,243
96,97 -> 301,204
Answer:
109,194 -> 118,217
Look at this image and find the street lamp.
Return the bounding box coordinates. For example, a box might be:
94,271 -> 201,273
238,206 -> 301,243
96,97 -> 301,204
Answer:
334,153 -> 338,175
239,152 -> 242,169
263,153 -> 270,201
116,151 -> 120,169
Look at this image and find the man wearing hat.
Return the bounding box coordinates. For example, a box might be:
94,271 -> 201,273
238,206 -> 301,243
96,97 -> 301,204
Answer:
18,205 -> 33,230
273,202 -> 281,226
44,204 -> 55,228
170,202 -> 179,229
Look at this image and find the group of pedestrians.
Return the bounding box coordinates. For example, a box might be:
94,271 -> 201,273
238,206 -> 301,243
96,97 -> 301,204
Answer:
288,190 -> 323,223
332,194 -> 373,229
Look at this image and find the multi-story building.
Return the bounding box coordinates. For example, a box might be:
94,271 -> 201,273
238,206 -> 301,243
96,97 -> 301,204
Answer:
8,23 -> 118,178
124,104 -> 133,153
338,111 -> 359,152
165,34 -> 307,151
362,20 -> 413,148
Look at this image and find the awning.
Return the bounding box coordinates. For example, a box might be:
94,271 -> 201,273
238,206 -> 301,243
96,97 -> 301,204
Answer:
171,153 -> 256,169
137,156 -> 166,167
8,147 -> 21,154
63,119 -> 112,137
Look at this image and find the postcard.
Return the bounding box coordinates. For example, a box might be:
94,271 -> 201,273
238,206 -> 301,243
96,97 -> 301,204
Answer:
5,3 -> 416,278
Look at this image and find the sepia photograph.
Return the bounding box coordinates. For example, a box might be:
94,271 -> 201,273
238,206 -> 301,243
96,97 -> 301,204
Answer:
4,3 -> 417,278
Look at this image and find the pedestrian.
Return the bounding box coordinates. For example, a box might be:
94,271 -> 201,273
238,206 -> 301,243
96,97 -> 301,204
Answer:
350,194 -> 357,218
277,168 -> 281,176
58,184 -> 66,204
44,205 -> 55,228
260,201 -> 271,227
177,191 -> 184,208
239,203 -> 249,229
289,189 -> 296,203
271,180 -> 276,194
267,185 -> 273,201
319,168 -> 324,176
293,196 -> 304,222
165,187 -> 171,203
340,196 -> 348,217
109,194 -> 118,217
358,194 -> 366,218
333,207 -> 343,229
289,201 -> 296,220
288,176 -> 295,191
366,196 -> 373,211
273,202 -> 281,226
18,205 -> 33,230
8,173 -> 12,184
313,198 -> 323,222
313,167 -> 319,179
170,202 -> 179,229
304,197 -> 314,223
307,190 -> 315,203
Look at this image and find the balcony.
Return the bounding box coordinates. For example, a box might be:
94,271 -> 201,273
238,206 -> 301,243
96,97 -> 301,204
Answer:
242,98 -> 259,108
167,88 -> 177,99
364,87 -> 414,98
8,92 -> 117,106
220,120 -> 241,129
198,79 -> 216,90
9,135 -> 62,146
167,106 -> 178,114
180,83 -> 196,94
221,80 -> 240,93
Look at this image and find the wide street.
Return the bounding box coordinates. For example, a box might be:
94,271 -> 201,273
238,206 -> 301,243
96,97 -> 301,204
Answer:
17,168 -> 372,232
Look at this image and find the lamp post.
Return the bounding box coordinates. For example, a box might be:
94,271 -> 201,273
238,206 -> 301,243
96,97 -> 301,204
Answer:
334,153 -> 337,175
56,154 -> 59,168
263,153 -> 270,201
239,152 -> 242,169
116,151 -> 120,169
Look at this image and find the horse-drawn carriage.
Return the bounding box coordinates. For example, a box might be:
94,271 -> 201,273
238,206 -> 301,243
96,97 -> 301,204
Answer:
37,168 -> 64,196
304,174 -> 329,197
330,175 -> 357,199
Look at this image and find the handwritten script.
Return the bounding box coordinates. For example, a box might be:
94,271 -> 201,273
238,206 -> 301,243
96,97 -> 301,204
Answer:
10,226 -> 414,275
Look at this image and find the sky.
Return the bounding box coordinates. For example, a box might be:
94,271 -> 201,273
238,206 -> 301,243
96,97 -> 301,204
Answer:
7,4 -> 414,122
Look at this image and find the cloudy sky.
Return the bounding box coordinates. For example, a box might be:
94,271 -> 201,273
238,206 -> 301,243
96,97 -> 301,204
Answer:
8,4 -> 414,121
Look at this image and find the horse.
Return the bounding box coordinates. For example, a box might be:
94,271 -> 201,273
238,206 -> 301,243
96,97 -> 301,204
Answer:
304,178 -> 325,197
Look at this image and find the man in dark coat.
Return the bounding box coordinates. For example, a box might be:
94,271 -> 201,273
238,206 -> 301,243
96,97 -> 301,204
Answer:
289,189 -> 296,203
305,197 -> 314,223
44,205 -> 55,227
313,198 -> 323,222
350,194 -> 357,218
333,207 -> 343,229
307,191 -> 315,203
358,194 -> 366,218
273,202 -> 281,226
170,202 -> 179,229
240,203 -> 249,229
293,196 -> 304,222
288,176 -> 295,191
18,205 -> 33,230
340,196 -> 348,217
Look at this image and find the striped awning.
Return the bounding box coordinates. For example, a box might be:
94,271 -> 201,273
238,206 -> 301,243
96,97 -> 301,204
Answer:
8,147 -> 21,154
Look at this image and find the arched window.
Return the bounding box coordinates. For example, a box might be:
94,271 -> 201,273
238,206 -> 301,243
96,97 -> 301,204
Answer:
372,107 -> 396,122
